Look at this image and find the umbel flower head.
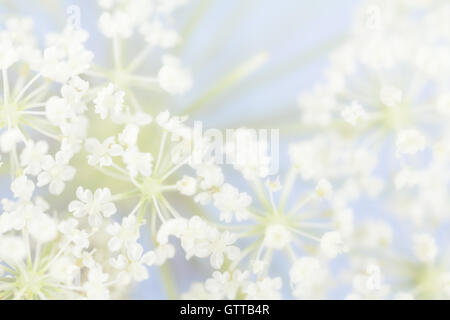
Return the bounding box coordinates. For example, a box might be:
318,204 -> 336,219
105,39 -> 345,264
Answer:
2,0 -> 450,300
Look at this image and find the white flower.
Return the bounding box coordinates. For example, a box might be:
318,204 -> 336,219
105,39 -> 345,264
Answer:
69,187 -> 117,228
290,257 -> 328,298
20,140 -> 49,175
379,86 -> 403,107
140,20 -> 179,48
179,217 -> 214,259
320,231 -> 347,259
349,263 -> 389,299
315,179 -> 333,198
11,175 -> 35,201
341,101 -> 367,125
264,224 -> 291,249
61,76 -> 89,114
145,244 -> 175,266
357,220 -> 393,248
107,214 -> 141,252
158,55 -> 192,94
110,242 -> 153,283
244,277 -> 282,300
0,35 -> 18,69
156,218 -> 187,245
118,124 -> 139,146
48,256 -> 79,285
37,151 -> 76,195
155,110 -> 189,135
396,129 -> 426,155
122,147 -> 153,178
251,260 -> 267,275
85,137 -> 123,167
333,208 -> 354,238
196,163 -> 224,190
412,233 -> 437,263
208,231 -> 240,269
45,96 -> 72,125
205,270 -> 249,299
83,265 -> 110,299
0,236 -> 27,262
39,27 -> 93,82
99,11 -> 133,39
176,176 -> 197,196
213,184 -> 252,222
28,213 -> 58,243
94,84 -> 125,119
59,218 -> 90,256
0,128 -> 22,153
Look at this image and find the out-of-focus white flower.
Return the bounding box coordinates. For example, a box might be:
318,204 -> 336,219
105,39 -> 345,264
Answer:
290,257 -> 328,299
315,179 -> 333,198
341,101 -> 367,125
264,224 -> 291,249
243,277 -> 282,300
379,86 -> 403,108
158,55 -> 192,95
94,83 -> 125,120
412,233 -> 437,263
140,20 -> 179,48
176,176 -> 197,196
0,129 -> 22,153
320,231 -> 347,259
396,129 -> 426,155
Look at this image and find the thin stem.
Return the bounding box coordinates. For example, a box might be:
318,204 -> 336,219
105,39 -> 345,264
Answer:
289,227 -> 321,242
279,169 -> 297,211
14,72 -> 41,103
2,68 -> 9,106
159,195 -> 181,219
154,131 -> 167,176
159,262 -> 178,299
288,193 -> 317,216
160,155 -> 191,182
113,36 -> 122,70
250,179 -> 272,212
127,45 -> 152,72
152,196 -> 166,223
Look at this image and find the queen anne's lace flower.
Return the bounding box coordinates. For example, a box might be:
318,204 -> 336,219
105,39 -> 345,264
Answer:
94,84 -> 125,120
213,184 -> 252,222
157,55 -> 192,95
2,0 -> 450,301
69,187 -> 117,228
290,257 -> 328,299
37,151 -> 76,195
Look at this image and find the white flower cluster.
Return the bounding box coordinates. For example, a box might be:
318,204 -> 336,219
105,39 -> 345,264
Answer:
1,0 -> 450,300
294,0 -> 450,299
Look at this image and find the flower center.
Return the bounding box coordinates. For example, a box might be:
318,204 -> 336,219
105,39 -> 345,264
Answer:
15,269 -> 44,299
142,178 -> 162,198
0,103 -> 20,127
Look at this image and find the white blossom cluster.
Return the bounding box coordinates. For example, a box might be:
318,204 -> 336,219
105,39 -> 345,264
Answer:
295,0 -> 450,299
0,0 -> 449,300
